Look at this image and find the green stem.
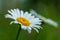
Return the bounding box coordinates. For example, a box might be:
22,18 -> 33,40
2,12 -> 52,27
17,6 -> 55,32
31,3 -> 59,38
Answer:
16,24 -> 21,40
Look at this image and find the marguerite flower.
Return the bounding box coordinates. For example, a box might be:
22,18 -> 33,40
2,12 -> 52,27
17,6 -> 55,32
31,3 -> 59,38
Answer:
5,9 -> 42,33
30,9 -> 58,27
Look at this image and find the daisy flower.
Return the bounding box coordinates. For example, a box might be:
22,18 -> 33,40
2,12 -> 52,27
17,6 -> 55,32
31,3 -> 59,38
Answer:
5,9 -> 42,33
30,9 -> 58,27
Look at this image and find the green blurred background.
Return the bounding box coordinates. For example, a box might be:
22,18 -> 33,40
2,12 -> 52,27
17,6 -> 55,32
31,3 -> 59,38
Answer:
0,0 -> 60,40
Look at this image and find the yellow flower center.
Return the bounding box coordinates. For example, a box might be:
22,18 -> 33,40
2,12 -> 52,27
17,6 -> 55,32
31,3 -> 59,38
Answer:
16,17 -> 30,26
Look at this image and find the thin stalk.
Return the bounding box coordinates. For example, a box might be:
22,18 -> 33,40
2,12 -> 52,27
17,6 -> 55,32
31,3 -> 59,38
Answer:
16,24 -> 21,40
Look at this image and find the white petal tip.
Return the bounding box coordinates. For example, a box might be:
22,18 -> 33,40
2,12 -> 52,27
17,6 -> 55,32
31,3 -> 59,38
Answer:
10,21 -> 13,25
44,19 -> 58,27
33,28 -> 39,33
4,14 -> 9,18
28,30 -> 31,34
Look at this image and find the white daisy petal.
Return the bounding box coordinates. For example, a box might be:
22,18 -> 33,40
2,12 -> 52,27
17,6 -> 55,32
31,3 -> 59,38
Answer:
28,14 -> 32,17
24,12 -> 28,17
26,14 -> 32,19
8,10 -> 12,14
13,9 -> 17,14
8,10 -> 14,16
35,25 -> 43,29
33,28 -> 39,33
27,27 -> 32,33
34,25 -> 41,29
5,14 -> 15,19
33,18 -> 40,22
16,8 -> 20,16
10,9 -> 15,13
13,9 -> 20,17
27,29 -> 31,33
8,10 -> 16,18
10,9 -> 15,15
10,21 -> 18,24
21,25 -> 27,30
20,10 -> 24,16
